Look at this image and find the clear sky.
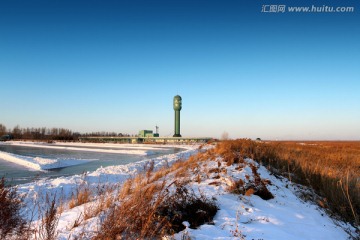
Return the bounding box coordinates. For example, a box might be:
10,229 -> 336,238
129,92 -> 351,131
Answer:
0,0 -> 359,140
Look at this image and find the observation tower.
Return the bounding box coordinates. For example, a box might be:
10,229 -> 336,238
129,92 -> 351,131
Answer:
173,95 -> 182,137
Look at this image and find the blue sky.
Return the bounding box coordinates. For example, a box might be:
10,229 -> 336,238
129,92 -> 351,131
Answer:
0,0 -> 359,140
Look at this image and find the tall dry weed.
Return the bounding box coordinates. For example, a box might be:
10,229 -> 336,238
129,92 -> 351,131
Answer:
93,180 -> 171,239
69,185 -> 92,209
35,193 -> 59,240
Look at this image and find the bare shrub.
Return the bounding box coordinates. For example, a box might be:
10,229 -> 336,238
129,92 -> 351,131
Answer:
70,213 -> 83,230
227,178 -> 245,195
157,182 -> 218,233
230,210 -> 245,239
224,162 -> 273,200
0,177 -> 27,239
249,164 -> 274,200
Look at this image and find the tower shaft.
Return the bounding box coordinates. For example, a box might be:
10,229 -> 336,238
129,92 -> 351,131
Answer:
173,95 -> 182,137
174,110 -> 181,137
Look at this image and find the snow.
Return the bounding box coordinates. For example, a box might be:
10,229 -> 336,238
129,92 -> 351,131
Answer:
183,163 -> 350,240
4,142 -> 357,239
169,158 -> 356,240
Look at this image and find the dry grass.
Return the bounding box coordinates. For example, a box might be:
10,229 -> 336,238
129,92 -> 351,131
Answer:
93,179 -> 170,239
216,139 -> 360,226
151,167 -> 171,182
69,185 -> 92,209
224,163 -> 273,200
0,178 -> 64,240
84,191 -> 115,221
227,178 -> 245,194
93,168 -> 218,239
34,193 -> 60,240
69,213 -> 83,230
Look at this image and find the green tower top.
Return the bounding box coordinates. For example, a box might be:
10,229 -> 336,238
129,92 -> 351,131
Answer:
173,95 -> 182,111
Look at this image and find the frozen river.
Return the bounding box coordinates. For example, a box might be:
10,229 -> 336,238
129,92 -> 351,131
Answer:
0,142 -> 183,185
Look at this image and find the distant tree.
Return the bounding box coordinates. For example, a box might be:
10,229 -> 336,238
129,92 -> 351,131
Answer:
55,128 -> 73,141
12,125 -> 22,139
22,128 -> 31,139
41,127 -> 47,138
221,131 -> 229,140
0,124 -> 6,136
51,128 -> 59,137
0,124 -> 131,141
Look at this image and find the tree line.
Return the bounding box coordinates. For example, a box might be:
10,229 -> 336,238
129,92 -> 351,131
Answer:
0,124 -> 130,141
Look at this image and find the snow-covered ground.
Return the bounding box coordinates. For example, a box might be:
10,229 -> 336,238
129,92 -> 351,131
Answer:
171,159 -> 356,240
4,142 -> 357,239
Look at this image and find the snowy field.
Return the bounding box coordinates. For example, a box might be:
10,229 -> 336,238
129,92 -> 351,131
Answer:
2,142 -> 357,239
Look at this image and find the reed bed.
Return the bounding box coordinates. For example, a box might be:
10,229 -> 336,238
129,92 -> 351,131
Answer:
214,139 -> 360,226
